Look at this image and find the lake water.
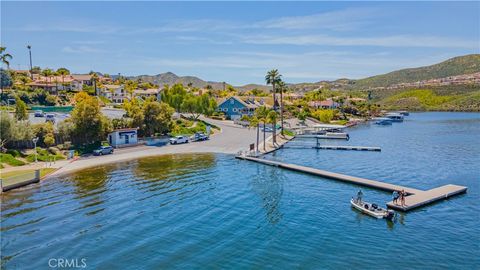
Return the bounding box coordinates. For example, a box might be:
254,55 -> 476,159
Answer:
1,112 -> 479,269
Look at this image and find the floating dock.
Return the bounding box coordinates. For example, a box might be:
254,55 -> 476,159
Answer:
236,156 -> 467,212
297,134 -> 349,140
285,144 -> 381,151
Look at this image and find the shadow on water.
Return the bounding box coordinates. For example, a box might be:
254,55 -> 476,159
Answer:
251,164 -> 285,225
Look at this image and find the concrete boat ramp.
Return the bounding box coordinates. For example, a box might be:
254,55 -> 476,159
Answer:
236,156 -> 467,212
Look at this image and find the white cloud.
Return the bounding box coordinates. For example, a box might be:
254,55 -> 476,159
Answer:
62,46 -> 104,53
256,8 -> 375,31
241,34 -> 478,49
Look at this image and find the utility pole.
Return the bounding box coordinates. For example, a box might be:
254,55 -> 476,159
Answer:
27,45 -> 33,79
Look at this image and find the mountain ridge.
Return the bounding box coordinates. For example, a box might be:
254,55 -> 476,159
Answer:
130,54 -> 480,91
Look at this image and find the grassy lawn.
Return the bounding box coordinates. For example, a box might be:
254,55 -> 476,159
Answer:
1,168 -> 57,179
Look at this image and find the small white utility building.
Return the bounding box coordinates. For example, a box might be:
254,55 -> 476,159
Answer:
108,128 -> 139,148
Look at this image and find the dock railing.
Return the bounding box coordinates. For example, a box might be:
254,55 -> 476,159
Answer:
0,169 -> 40,192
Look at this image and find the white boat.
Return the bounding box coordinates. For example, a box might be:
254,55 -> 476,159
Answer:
373,117 -> 393,125
350,198 -> 395,220
398,111 -> 410,116
385,113 -> 404,122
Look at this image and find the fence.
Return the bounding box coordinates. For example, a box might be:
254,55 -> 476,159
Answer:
1,169 -> 40,192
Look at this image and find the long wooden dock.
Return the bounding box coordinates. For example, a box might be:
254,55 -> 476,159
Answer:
285,145 -> 381,151
236,156 -> 467,212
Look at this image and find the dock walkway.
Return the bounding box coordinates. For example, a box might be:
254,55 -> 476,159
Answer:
237,156 -> 467,212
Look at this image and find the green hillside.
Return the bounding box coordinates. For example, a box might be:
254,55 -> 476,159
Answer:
380,89 -> 480,111
355,54 -> 480,89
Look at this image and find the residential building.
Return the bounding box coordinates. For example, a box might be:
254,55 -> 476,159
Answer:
217,96 -> 267,120
101,84 -> 126,103
134,88 -> 160,100
308,99 -> 340,109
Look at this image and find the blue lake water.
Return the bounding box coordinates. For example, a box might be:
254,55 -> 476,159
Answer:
1,112 -> 479,269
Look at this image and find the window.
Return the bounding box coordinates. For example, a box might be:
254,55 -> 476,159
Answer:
232,108 -> 237,112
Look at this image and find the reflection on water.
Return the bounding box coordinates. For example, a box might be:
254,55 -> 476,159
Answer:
251,165 -> 284,224
1,113 -> 479,269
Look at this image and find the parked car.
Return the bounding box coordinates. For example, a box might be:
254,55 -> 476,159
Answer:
193,132 -> 209,141
34,110 -> 45,117
170,135 -> 189,144
93,146 -> 114,156
45,113 -> 56,123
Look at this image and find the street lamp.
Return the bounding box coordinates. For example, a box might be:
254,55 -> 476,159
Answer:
27,45 -> 33,79
32,137 -> 39,163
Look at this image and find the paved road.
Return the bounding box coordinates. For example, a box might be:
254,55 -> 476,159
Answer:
51,118 -> 260,177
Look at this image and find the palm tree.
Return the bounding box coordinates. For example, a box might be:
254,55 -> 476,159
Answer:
0,47 -> 12,69
41,68 -> 54,93
249,116 -> 260,154
276,80 -> 287,136
265,69 -> 282,144
255,106 -> 269,152
56,67 -> 70,91
267,110 -> 278,146
91,73 -> 99,96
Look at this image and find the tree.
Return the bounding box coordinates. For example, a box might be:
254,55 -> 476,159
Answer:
56,67 -> 70,91
255,106 -> 269,151
142,101 -> 174,137
249,116 -> 260,153
91,73 -> 99,96
44,133 -> 55,147
31,66 -> 41,74
0,47 -> 12,68
181,94 -> 200,118
71,92 -> 111,144
265,69 -> 282,144
125,80 -> 138,99
276,80 -> 287,135
122,98 -> 144,131
267,110 -> 278,140
0,69 -> 13,90
14,97 -> 28,120
41,68 -> 54,91
161,83 -> 187,112
0,111 -> 14,148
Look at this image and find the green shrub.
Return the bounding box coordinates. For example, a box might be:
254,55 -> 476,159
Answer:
0,153 -> 26,166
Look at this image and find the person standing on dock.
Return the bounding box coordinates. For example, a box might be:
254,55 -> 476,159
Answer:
392,190 -> 400,205
400,190 -> 406,207
356,190 -> 363,203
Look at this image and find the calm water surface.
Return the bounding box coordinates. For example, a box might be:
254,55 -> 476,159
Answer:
1,112 -> 479,269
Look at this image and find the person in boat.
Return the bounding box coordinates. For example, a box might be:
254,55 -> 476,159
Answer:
400,189 -> 406,207
392,190 -> 400,205
356,190 -> 363,203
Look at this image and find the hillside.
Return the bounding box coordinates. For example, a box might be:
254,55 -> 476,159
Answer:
354,54 -> 480,89
131,72 -> 226,89
379,89 -> 480,112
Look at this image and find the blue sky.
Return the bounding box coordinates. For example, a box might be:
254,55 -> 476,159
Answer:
2,1 -> 479,85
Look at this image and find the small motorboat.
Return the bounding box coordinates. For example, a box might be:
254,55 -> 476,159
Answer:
350,198 -> 395,220
398,110 -> 409,116
373,117 -> 393,125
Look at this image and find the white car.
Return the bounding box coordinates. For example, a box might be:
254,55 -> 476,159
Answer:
170,135 -> 189,144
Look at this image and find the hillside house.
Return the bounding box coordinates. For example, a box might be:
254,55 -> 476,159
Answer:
217,96 -> 267,120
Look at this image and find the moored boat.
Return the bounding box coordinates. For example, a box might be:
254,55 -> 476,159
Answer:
373,117 -> 393,125
385,113 -> 404,122
350,198 -> 395,220
398,110 -> 410,116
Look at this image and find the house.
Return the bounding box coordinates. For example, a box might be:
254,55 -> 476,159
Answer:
134,88 -> 160,100
101,84 -> 126,103
108,128 -> 138,148
217,96 -> 267,120
308,99 -> 340,109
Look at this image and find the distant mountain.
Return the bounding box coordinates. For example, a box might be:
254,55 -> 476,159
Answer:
128,54 -> 480,93
130,72 -> 226,89
354,54 -> 480,89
